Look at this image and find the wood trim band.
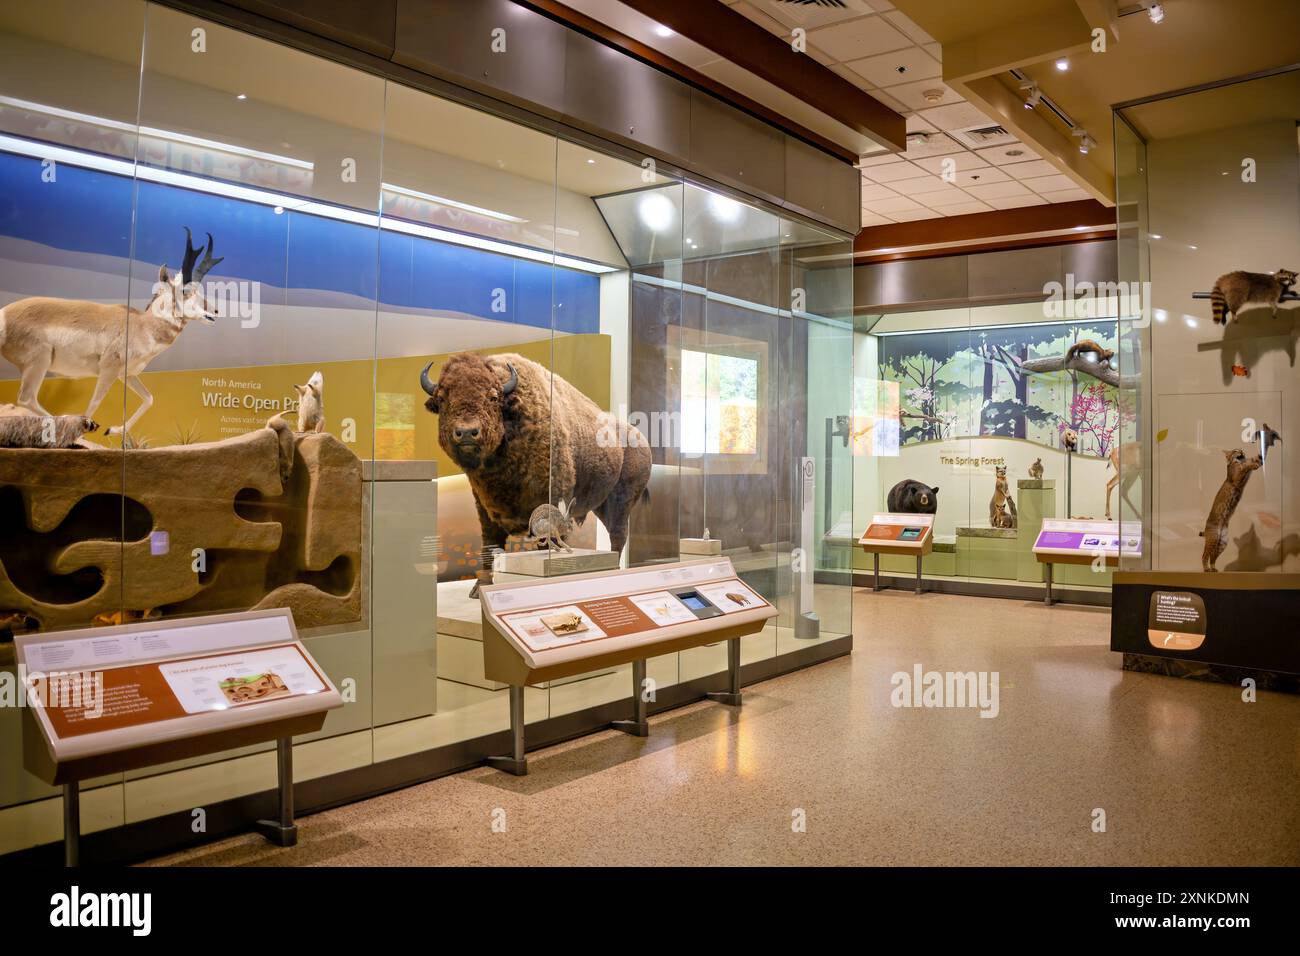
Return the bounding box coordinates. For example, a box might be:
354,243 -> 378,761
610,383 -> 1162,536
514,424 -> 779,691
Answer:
855,199 -> 1116,257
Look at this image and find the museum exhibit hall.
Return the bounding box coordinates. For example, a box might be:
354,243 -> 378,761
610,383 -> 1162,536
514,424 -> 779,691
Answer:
0,0 -> 1296,916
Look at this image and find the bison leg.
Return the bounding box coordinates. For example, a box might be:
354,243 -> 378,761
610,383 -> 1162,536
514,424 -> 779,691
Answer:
471,500 -> 511,596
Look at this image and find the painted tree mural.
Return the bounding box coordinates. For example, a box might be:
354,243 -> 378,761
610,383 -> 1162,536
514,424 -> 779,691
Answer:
878,320 -> 1120,456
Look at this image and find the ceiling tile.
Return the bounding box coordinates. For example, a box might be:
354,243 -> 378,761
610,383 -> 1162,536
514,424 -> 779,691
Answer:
1003,159 -> 1059,179
860,210 -> 895,227
844,46 -> 941,88
863,194 -> 925,213
974,143 -> 1040,166
1037,188 -> 1092,203
903,132 -> 964,159
889,207 -> 943,221
889,174 -> 951,195
905,113 -> 938,133
1021,174 -> 1077,194
963,180 -> 1033,200
862,160 -> 931,183
986,194 -> 1047,209
916,101 -> 993,131
883,10 -> 934,45
923,42 -> 941,60
910,152 -> 989,174
859,152 -> 907,168
909,185 -> 970,205
860,182 -> 901,200
928,200 -> 994,216
807,15 -> 911,62
868,89 -> 910,114
887,79 -> 964,111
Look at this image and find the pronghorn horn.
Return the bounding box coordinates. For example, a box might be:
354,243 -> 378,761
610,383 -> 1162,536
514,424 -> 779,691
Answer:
180,227 -> 202,285
192,232 -> 223,284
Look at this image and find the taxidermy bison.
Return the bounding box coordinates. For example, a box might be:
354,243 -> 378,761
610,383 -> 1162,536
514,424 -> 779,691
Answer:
420,351 -> 651,560
887,478 -> 939,515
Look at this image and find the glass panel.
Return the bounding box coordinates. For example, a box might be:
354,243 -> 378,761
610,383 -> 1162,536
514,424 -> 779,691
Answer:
1116,71 -> 1298,573
379,82 -> 561,745
0,0 -> 145,832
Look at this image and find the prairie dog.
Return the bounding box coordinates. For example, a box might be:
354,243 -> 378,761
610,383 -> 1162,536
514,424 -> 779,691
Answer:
276,371 -> 324,433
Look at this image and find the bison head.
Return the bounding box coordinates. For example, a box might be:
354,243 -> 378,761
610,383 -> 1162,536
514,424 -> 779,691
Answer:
419,352 -> 518,470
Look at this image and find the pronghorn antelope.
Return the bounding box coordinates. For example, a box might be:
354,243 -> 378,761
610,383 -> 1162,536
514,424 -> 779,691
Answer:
0,228 -> 223,437
1105,440 -> 1142,520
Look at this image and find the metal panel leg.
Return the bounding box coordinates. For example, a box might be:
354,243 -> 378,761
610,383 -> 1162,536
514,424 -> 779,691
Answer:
612,659 -> 650,736
255,737 -> 298,846
873,552 -> 881,591
915,555 -> 923,594
487,685 -> 529,775
707,638 -> 743,707
1044,563 -> 1054,606
63,783 -> 79,868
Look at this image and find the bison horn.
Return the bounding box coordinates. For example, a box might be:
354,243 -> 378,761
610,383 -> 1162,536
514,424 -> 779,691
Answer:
502,363 -> 518,396
419,361 -> 437,396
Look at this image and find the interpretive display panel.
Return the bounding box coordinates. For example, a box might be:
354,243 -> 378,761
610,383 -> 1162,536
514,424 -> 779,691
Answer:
16,608 -> 342,781
481,559 -> 774,678
859,513 -> 934,555
1033,519 -> 1142,565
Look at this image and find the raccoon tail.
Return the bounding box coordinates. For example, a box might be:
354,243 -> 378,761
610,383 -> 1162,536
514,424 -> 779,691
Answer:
1209,283 -> 1227,324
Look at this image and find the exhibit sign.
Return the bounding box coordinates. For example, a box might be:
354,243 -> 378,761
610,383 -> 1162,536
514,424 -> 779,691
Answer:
15,608 -> 343,774
859,513 -> 934,553
480,558 -> 776,669
1032,519 -> 1142,564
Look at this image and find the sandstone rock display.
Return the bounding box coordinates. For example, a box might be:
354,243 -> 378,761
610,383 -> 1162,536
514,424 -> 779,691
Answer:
0,423 -> 362,634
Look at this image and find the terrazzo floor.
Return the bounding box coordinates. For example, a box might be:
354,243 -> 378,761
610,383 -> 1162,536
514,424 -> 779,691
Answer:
145,589 -> 1300,866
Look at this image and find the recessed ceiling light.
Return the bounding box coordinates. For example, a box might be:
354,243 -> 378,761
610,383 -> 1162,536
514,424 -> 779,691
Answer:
1055,59 -> 1069,71
585,158 -> 595,164
1006,148 -> 1025,157
1150,233 -> 1162,239
1189,244 -> 1198,250
654,24 -> 673,38
236,93 -> 247,100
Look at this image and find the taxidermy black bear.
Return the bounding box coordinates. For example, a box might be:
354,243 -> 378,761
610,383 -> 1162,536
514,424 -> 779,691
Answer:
887,478 -> 939,514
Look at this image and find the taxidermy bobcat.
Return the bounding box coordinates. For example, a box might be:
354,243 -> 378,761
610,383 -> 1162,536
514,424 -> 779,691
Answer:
989,465 -> 1017,528
1199,449 -> 1262,571
1209,269 -> 1297,324
0,406 -> 99,448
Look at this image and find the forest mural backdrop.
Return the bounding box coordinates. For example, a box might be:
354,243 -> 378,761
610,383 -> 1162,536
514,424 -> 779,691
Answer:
876,320 -> 1124,458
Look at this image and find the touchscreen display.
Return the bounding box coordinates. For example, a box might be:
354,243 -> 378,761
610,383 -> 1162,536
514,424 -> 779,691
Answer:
680,594 -> 709,611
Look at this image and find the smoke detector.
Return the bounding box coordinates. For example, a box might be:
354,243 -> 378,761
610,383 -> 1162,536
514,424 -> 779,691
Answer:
921,88 -> 945,104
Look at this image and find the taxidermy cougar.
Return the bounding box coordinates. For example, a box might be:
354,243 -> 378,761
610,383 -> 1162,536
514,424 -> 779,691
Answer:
1199,449 -> 1262,571
0,228 -> 223,437
989,465 -> 1017,528
281,371 -> 324,433
1209,269 -> 1297,324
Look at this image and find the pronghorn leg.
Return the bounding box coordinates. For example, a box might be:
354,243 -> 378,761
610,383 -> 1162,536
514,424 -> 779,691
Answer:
16,351 -> 54,417
1105,474 -> 1118,520
84,365 -> 120,424
115,374 -> 153,436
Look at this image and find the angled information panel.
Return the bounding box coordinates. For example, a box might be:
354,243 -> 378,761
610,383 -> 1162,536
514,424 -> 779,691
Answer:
16,608 -> 344,785
479,558 -> 777,685
1032,519 -> 1143,566
858,513 -> 935,556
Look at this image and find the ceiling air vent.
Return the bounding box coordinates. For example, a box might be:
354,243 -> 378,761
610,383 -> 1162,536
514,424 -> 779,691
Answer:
770,1 -> 851,7
949,124 -> 1017,149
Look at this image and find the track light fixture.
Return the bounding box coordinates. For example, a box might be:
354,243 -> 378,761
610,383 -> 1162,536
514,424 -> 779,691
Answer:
1019,80 -> 1041,110
1072,127 -> 1096,154
1147,2 -> 1165,24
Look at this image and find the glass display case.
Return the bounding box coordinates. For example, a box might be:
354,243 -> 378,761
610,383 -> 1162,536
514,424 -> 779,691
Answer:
0,0 -> 855,852
1114,70 -> 1297,575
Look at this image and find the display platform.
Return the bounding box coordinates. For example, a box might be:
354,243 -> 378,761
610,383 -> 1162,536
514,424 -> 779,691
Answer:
1033,519 -> 1141,605
476,557 -> 778,773
859,513 -> 934,593
1112,571 -> 1300,690
15,608 -> 343,863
